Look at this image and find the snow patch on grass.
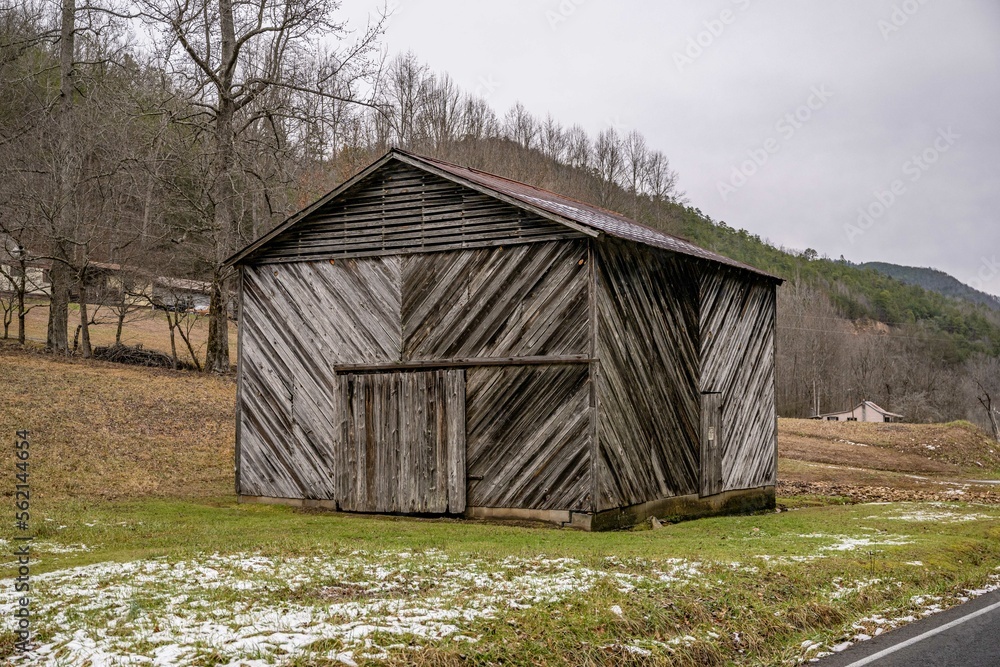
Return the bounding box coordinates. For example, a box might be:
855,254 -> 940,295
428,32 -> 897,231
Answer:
879,509 -> 992,523
0,550 -> 706,666
796,533 -> 913,552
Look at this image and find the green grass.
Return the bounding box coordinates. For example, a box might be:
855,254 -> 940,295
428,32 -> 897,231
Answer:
10,497 -> 996,570
1,350 -> 998,665
4,498 -> 1000,666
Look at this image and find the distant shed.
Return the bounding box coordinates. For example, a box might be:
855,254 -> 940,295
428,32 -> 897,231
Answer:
813,400 -> 903,423
224,149 -> 783,530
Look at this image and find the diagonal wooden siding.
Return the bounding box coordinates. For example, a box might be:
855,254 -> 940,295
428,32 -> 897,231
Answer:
594,240 -> 701,510
466,365 -> 591,511
402,240 -> 590,359
238,258 -> 402,499
700,268 -> 777,491
252,162 -> 582,263
238,240 -> 593,507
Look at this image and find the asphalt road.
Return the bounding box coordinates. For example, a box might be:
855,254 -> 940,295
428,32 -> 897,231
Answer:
815,587 -> 1000,667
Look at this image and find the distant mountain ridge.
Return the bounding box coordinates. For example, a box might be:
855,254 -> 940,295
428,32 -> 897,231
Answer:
861,262 -> 1000,311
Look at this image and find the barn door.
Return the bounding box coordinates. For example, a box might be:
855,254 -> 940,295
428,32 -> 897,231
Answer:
339,370 -> 466,514
700,392 -> 724,497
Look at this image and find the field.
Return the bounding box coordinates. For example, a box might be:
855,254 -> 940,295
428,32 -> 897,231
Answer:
6,298 -> 237,367
1,345 -> 999,666
777,418 -> 1000,503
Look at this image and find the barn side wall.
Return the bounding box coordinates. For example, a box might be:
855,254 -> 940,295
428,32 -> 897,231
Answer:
237,238 -> 594,509
594,239 -> 702,511
699,268 -> 777,491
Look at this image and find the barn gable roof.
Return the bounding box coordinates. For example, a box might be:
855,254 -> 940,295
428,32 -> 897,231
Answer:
225,149 -> 781,281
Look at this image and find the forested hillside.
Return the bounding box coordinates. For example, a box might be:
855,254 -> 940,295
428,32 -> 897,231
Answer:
862,262 -> 1000,311
0,3 -> 997,435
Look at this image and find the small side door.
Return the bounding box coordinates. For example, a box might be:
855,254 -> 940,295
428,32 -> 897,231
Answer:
700,392 -> 723,497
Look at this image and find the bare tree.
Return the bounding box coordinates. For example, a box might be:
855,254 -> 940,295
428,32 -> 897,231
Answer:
459,95 -> 498,142
564,124 -> 591,171
44,0 -> 77,354
593,127 -> 623,208
644,150 -> 682,205
382,51 -> 429,148
422,72 -> 461,149
622,129 -> 647,218
137,0 -> 384,372
539,114 -> 565,163
503,102 -> 538,151
968,355 -> 1000,442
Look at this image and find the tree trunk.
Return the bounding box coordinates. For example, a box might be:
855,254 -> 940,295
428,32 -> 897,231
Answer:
46,261 -> 70,353
203,0 -> 237,374
78,279 -> 91,357
989,407 -> 1000,444
167,311 -> 179,370
16,259 -> 25,345
47,0 -> 75,354
115,308 -> 125,344
177,316 -> 203,372
205,276 -> 230,373
204,100 -> 235,372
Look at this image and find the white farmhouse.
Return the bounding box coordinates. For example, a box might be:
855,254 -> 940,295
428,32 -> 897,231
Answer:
813,400 -> 903,423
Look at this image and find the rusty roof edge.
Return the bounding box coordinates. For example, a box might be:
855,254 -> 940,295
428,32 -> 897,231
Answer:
395,149 -> 782,283
226,147 -> 783,283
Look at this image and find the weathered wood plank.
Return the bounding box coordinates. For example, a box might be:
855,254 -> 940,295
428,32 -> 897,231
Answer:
252,234 -> 582,264
334,354 -> 590,373
700,392 -> 723,497
594,239 -> 701,510
445,370 -> 466,513
251,162 -> 582,263
466,365 -> 591,511
401,240 -> 590,360
335,370 -> 463,514
699,269 -> 777,492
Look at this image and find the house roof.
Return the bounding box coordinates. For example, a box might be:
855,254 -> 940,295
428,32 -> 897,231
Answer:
224,149 -> 782,281
154,276 -> 211,293
817,400 -> 904,419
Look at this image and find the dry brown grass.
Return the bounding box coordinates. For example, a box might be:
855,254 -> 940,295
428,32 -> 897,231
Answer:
3,344 -> 997,508
778,418 -> 1000,503
9,298 -> 237,366
0,344 -> 235,501
779,433 -> 957,475
780,417 -> 1000,470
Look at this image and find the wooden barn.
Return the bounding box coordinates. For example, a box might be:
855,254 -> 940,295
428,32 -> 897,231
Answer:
225,149 -> 782,530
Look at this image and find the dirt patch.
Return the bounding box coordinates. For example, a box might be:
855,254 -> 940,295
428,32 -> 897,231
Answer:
780,418 -> 1000,471
779,418 -> 1000,503
780,433 -> 957,475
778,480 -> 1000,504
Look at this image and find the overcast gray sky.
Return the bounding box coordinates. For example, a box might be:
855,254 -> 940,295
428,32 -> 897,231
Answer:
343,0 -> 1000,295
